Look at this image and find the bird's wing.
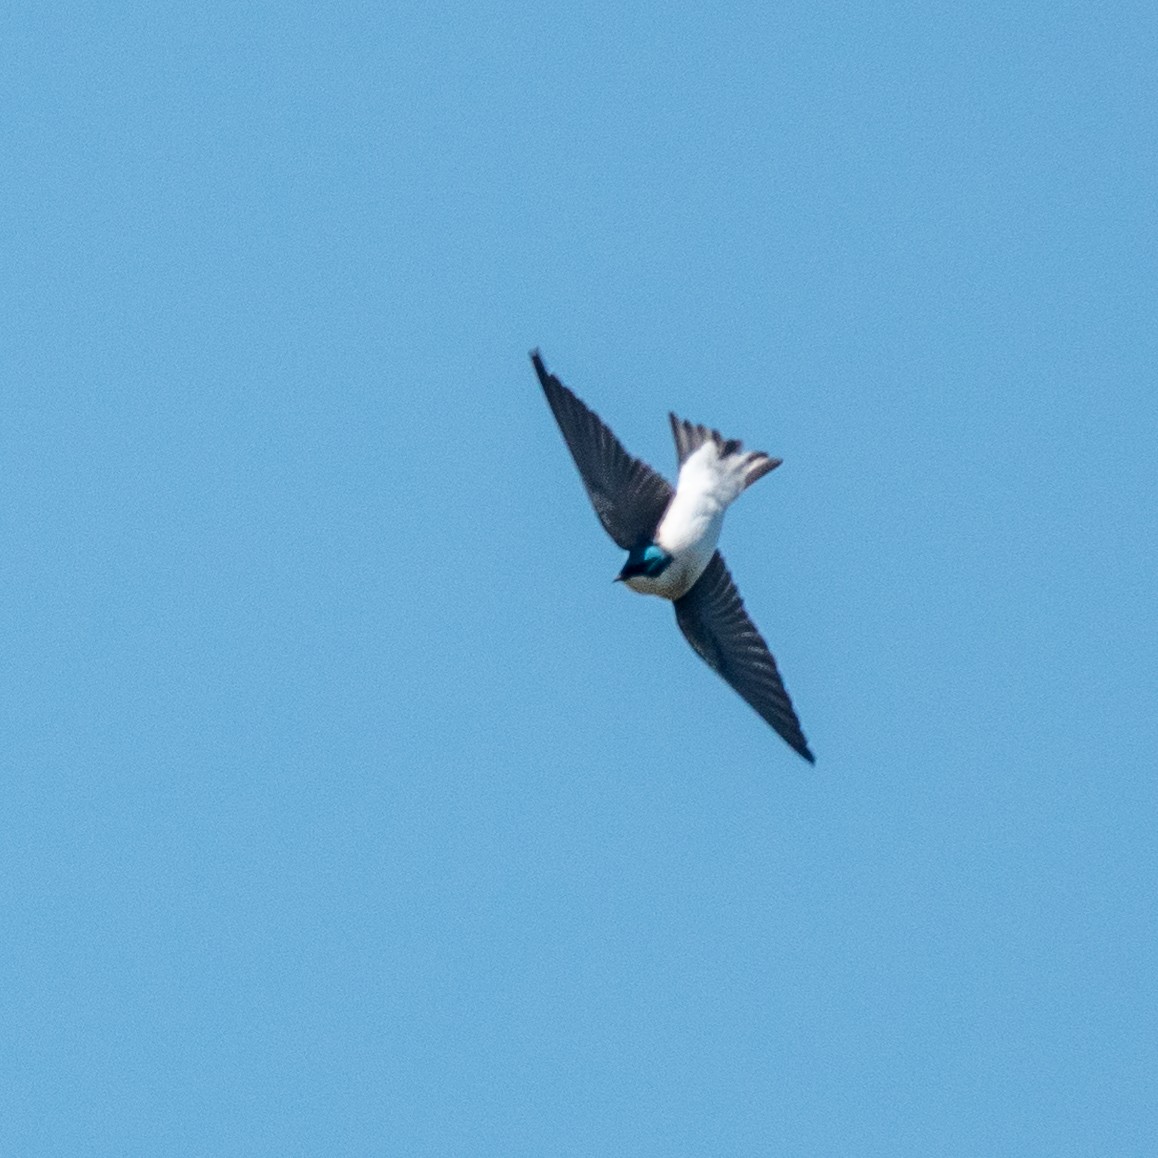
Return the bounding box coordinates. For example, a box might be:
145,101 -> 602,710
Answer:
674,551 -> 814,763
532,351 -> 674,550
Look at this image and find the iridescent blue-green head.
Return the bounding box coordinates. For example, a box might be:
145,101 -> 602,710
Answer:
615,542 -> 673,583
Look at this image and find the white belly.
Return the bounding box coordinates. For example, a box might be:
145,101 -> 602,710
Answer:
624,508 -> 723,601
621,433 -> 769,600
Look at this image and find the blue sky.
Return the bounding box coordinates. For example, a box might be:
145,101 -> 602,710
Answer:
4,1 -> 1156,1153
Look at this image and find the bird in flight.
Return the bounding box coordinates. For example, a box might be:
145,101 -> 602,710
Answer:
531,350 -> 814,764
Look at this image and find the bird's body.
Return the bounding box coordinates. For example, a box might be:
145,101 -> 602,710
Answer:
531,350 -> 814,763
631,434 -> 773,598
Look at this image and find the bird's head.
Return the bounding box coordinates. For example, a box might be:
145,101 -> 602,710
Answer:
615,543 -> 673,583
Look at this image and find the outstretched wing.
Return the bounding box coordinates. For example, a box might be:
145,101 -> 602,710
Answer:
674,551 -> 814,763
532,350 -> 673,550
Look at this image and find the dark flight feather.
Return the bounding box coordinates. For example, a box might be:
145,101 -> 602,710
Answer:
674,551 -> 814,763
532,351 -> 674,550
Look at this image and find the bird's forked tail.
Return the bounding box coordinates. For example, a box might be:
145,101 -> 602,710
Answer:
669,414 -> 782,493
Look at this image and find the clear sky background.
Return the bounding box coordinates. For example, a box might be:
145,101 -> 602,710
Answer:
4,2 -> 1156,1154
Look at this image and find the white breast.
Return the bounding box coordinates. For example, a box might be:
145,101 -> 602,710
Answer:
624,442 -> 738,600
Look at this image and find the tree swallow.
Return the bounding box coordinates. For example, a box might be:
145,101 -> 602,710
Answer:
532,350 -> 814,764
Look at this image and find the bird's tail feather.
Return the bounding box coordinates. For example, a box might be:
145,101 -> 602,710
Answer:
669,414 -> 782,491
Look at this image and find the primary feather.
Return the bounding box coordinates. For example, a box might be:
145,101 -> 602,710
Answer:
531,351 -> 672,549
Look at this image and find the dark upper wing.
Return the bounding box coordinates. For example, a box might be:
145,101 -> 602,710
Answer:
531,351 -> 673,550
674,551 -> 815,763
